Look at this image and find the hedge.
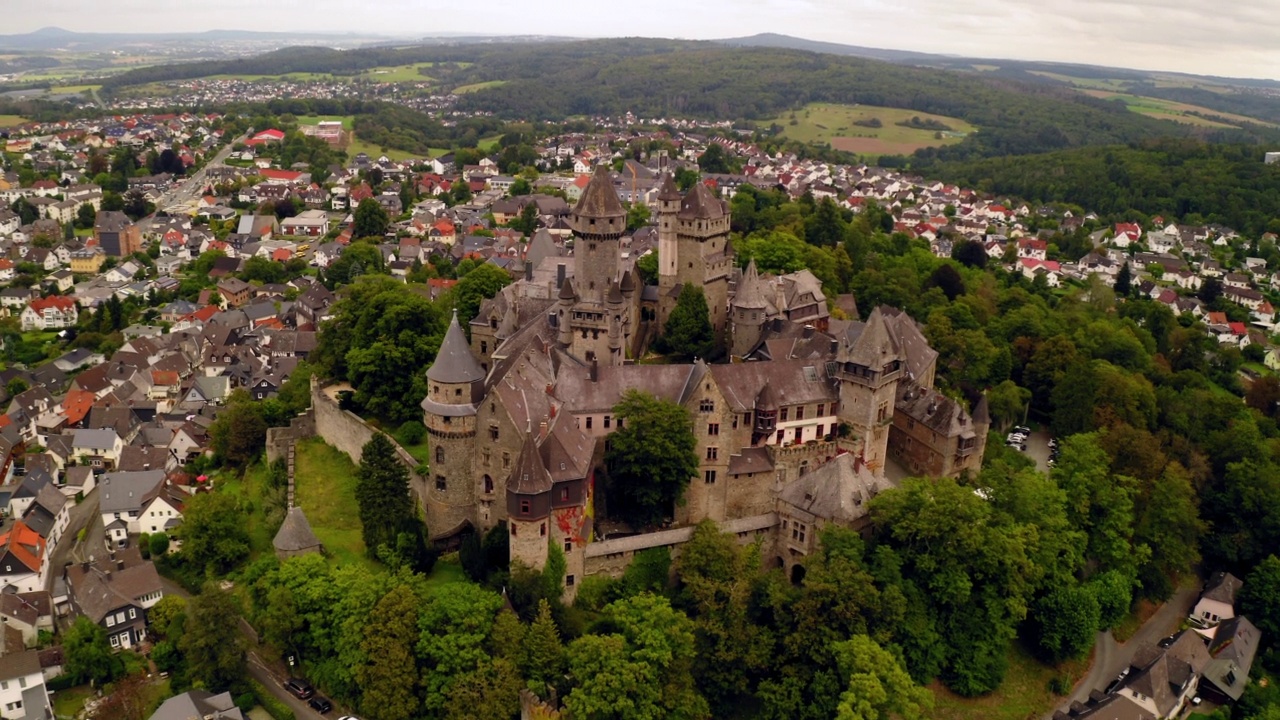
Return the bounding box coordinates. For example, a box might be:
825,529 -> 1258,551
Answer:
250,679 -> 296,720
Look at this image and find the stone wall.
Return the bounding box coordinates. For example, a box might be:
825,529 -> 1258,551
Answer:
584,513 -> 778,579
265,412 -> 315,465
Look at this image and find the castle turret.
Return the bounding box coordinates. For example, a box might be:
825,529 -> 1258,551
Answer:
571,165 -> 626,297
507,431 -> 553,571
659,180 -> 733,345
422,310 -> 487,539
556,277 -> 577,347
730,259 -> 770,359
656,172 -> 682,312
834,307 -> 904,476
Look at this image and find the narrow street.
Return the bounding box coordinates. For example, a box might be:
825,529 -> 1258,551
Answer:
245,651 -> 339,720
45,487 -> 100,591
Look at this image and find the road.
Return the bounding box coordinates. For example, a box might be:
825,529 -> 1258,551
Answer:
148,133 -> 247,219
1050,584 -> 1200,717
246,651 -> 345,720
45,487 -> 100,591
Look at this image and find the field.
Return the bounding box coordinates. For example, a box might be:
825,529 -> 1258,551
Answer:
0,115 -> 27,127
929,641 -> 1089,720
346,134 -> 433,162
1079,90 -> 1265,128
50,84 -> 99,95
453,80 -> 508,94
293,437 -> 383,572
205,72 -> 336,82
762,102 -> 976,158
357,63 -> 435,83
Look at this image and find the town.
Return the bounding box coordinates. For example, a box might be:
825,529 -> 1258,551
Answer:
0,97 -> 1273,720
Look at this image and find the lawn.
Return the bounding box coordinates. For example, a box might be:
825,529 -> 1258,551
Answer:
346,134 -> 424,163
761,102 -> 976,159
51,84 -> 100,95
297,114 -> 355,130
453,80 -> 508,94
929,641 -> 1088,720
358,63 -> 435,83
216,462 -> 278,558
293,437 -> 380,572
52,685 -> 95,719
477,135 -> 504,153
0,115 -> 27,127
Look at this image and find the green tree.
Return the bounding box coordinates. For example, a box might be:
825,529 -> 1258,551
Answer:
443,658 -> 523,720
5,378 -> 27,398
64,616 -> 119,685
986,381 -> 1030,429
521,599 -> 565,699
147,595 -> 187,642
417,583 -> 505,715
1031,582 -> 1101,663
697,143 -> 734,174
1134,462 -> 1204,595
353,198 -> 390,239
564,593 -> 709,720
355,433 -> 417,559
1239,555 -> 1280,638
1114,262 -> 1132,296
181,583 -> 247,691
804,198 -> 847,247
208,392 -> 268,468
454,263 -> 513,330
605,390 -> 699,527
663,284 -> 715,360
179,492 -> 252,574
148,532 -> 170,558
832,635 -> 933,720
359,585 -> 422,720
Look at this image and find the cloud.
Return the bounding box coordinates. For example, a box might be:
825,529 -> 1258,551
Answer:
7,0 -> 1280,79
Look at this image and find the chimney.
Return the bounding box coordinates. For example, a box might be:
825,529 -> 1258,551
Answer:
802,325 -> 814,339
589,359 -> 598,383
538,418 -> 549,439
116,560 -> 124,571
556,263 -> 566,290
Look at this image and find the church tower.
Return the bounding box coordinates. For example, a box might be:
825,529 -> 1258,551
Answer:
834,307 -> 904,476
421,310 -> 487,539
730,258 -> 770,358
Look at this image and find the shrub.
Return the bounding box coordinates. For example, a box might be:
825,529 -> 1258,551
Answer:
251,679 -> 296,720
396,420 -> 426,446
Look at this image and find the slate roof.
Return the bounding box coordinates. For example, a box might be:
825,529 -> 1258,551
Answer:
98,470 -> 166,514
1202,616 -> 1261,701
272,507 -> 322,554
677,180 -> 727,220
1202,571 -> 1243,605
509,432 -> 553,496
777,453 -> 890,524
150,690 -> 245,720
426,311 -> 485,385
65,556 -> 162,624
572,165 -> 625,220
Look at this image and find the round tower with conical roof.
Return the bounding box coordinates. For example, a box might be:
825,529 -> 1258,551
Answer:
421,310 -> 487,540
730,259 -> 771,358
506,431 -> 553,571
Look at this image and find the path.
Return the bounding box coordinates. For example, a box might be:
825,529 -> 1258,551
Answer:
1050,584 -> 1199,717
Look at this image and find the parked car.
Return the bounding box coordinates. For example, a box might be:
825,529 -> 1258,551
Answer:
309,697 -> 334,714
1012,425 -> 1031,435
284,678 -> 314,700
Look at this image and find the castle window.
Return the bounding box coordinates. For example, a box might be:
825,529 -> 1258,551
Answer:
795,406 -> 805,421
799,460 -> 810,476
708,423 -> 720,436
816,424 -> 825,438
560,487 -> 569,502
780,408 -> 789,422
456,388 -> 462,396
435,476 -> 447,491
511,524 -> 517,537
490,426 -> 500,441
436,446 -> 445,464
776,429 -> 785,444
564,539 -> 573,552
794,428 -> 803,443
704,470 -> 717,484
540,523 -> 547,537
592,330 -> 600,340
520,499 -> 531,515
617,418 -> 624,429
706,446 -> 718,460
732,414 -> 739,429
699,400 -> 714,413
481,341 -> 487,354
604,416 -> 611,429
582,330 -> 589,339
503,452 -> 511,469
817,403 -> 825,416
483,450 -> 490,467
877,401 -> 889,422
484,475 -> 493,493
586,417 -> 593,430
566,574 -> 575,587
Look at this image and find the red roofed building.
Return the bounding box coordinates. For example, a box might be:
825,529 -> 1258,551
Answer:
62,389 -> 96,428
1017,238 -> 1048,261
427,278 -> 457,300
0,521 -> 47,592
1018,258 -> 1062,287
246,129 -> 286,146
20,296 -> 78,331
260,169 -> 304,184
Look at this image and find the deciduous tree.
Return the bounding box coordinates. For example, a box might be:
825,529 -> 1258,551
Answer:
359,585 -> 422,720
353,198 -> 390,239
605,390 -> 699,528
180,583 -> 247,692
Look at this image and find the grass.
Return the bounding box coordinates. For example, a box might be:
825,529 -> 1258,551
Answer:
50,84 -> 100,95
346,134 -> 424,162
1079,89 -> 1276,128
761,102 -> 976,159
0,115 -> 27,127
297,114 -> 355,130
453,80 -> 507,94
52,685 -> 95,719
358,63 -> 435,83
294,437 -> 381,572
424,555 -> 467,593
477,135 -> 504,153
217,463 -> 277,558
929,641 -> 1089,720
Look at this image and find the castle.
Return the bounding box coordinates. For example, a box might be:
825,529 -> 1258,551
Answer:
422,167 -> 989,595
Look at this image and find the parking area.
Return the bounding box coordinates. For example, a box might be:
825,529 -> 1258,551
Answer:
1004,427 -> 1056,473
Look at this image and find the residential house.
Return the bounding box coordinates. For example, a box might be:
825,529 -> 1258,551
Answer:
98,470 -> 166,547
0,650 -> 52,720
19,296 -> 77,331
280,209 -> 329,237
64,551 -> 163,651
0,523 -> 46,594
70,428 -> 123,470
216,278 -> 252,308
94,211 -> 142,257
1193,572 -> 1242,627
69,247 -> 106,274
150,691 -> 245,720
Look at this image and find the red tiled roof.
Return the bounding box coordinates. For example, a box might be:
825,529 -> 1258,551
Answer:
61,389 -> 95,425
0,522 -> 45,573
28,296 -> 76,313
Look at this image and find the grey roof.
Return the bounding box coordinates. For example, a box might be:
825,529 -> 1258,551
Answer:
98,470 -> 166,514
150,690 -> 245,720
71,428 -> 119,451
1203,616 -> 1261,701
1202,571 -> 1243,605
572,165 -> 624,219
840,306 -> 901,370
509,432 -> 553,496
733,259 -> 771,311
678,180 -> 726,221
272,507 -> 321,554
426,311 -> 485,384
777,454 -> 890,524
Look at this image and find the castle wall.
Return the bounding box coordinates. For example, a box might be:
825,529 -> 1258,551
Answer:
583,513 -> 777,580
265,411 -> 315,464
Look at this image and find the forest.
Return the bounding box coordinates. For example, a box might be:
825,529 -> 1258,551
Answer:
922,138 -> 1280,237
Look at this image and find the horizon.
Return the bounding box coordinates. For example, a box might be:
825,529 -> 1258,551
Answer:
7,1 -> 1280,82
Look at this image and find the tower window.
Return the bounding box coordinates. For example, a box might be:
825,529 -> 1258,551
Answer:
700,400 -> 714,413
490,426 -> 500,441
481,341 -> 487,354
540,523 -> 547,537
704,470 -> 717,484
706,447 -> 718,460
435,447 -> 445,464
435,476 -> 447,491
484,475 -> 493,493
564,538 -> 573,552
708,423 -> 720,436
520,499 -> 531,515
560,487 -> 569,502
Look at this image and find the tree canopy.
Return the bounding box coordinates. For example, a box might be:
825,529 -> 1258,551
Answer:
604,390 -> 699,528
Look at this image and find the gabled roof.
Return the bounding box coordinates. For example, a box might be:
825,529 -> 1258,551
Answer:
1201,571 -> 1243,605
0,522 -> 45,574
426,311 -> 485,385
777,453 -> 889,524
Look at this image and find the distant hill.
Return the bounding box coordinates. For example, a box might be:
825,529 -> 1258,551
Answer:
714,33 -> 945,64
0,26 -> 388,52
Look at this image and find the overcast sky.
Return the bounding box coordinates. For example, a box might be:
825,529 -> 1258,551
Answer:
10,0 -> 1280,80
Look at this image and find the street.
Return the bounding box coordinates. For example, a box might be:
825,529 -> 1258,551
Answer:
246,651 -> 344,720
147,133 -> 248,220
45,487 -> 100,592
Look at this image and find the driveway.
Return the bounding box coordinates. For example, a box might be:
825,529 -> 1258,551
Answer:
1050,584 -> 1200,717
1023,430 -> 1053,473
246,651 -> 348,720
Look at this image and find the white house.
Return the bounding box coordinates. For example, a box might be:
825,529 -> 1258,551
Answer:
1192,572 -> 1241,627
71,428 -> 123,470
98,470 -> 167,548
0,649 -> 52,720
19,296 -> 78,331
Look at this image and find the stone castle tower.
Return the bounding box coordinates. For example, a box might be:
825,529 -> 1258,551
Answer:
421,310 -> 486,539
834,307 -> 905,474
556,165 -> 637,366
656,174 -> 733,342
729,258 -> 770,358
